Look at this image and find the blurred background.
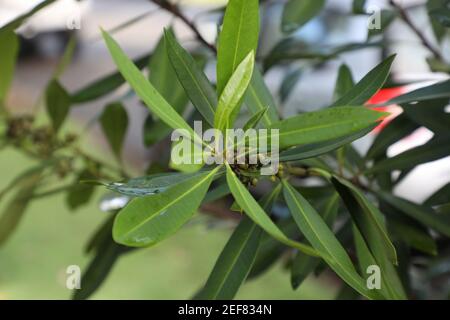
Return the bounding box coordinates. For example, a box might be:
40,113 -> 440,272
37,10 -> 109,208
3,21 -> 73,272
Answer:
0,0 -> 449,299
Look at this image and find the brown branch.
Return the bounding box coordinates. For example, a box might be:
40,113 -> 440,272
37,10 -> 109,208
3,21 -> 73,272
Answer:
149,0 -> 217,53
389,0 -> 443,61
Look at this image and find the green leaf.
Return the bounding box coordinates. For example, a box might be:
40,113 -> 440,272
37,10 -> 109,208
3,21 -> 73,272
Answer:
281,0 -> 326,34
214,52 -> 255,131
378,79 -> 450,106
113,167 -> 219,247
331,176 -> 398,267
376,191 -> 450,237
0,30 -> 19,104
0,171 -> 42,246
148,31 -> 189,139
66,170 -> 97,210
45,80 -> 71,132
352,0 -> 366,14
245,68 -> 280,126
225,165 -> 317,257
164,29 -> 216,127
367,136 -> 450,173
280,123 -> 376,162
427,0 -> 449,41
102,30 -> 201,145
330,55 -> 395,107
430,8 -> 450,27
53,35 -> 77,79
424,182 -> 450,206
390,219 -> 437,256
269,107 -> 385,149
291,193 -> 339,290
352,225 -> 406,300
71,55 -> 150,103
368,10 -> 396,38
216,0 -> 259,95
366,113 -> 419,160
281,180 -> 375,299
279,68 -> 302,104
333,64 -> 355,100
100,102 -> 128,160
402,98 -> 450,134
243,107 -> 268,131
197,189 -> 278,300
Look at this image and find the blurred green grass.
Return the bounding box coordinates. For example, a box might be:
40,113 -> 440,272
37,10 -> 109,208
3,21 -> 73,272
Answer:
0,147 -> 334,300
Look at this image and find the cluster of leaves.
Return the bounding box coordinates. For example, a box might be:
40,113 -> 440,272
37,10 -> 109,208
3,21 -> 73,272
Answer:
0,0 -> 450,300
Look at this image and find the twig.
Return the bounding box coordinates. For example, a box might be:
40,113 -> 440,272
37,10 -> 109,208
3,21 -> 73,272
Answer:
149,0 -> 217,53
389,0 -> 443,60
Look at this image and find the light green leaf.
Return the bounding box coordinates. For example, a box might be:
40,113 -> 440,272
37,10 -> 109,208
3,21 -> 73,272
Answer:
280,123 -> 376,162
282,0 -> 326,34
0,30 -> 19,104
164,29 -> 216,127
225,165 -> 317,257
100,102 -> 128,160
376,191 -> 450,237
102,30 -> 201,145
216,0 -> 259,95
113,167 -> 219,247
330,55 -> 395,107
291,193 -> 339,290
245,68 -> 280,126
282,180 -> 376,299
269,107 -> 385,149
45,80 -> 71,132
215,51 -> 255,131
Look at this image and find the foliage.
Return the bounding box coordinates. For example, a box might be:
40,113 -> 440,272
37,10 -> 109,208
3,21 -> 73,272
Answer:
0,0 -> 450,300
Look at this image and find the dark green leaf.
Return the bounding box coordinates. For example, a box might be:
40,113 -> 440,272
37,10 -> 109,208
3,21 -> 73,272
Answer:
376,191 -> 450,237
66,171 -> 97,211
367,136 -> 450,173
330,55 -> 395,107
100,102 -> 128,160
164,29 -> 216,127
216,0 -> 259,95
424,183 -> 450,206
281,0 -> 326,34
45,80 -> 71,132
279,68 -> 302,104
243,107 -> 268,131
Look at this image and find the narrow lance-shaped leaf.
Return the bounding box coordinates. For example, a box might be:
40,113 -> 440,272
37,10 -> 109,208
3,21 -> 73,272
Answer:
164,29 -> 216,127
100,102 -> 128,161
376,191 -> 450,237
216,0 -> 259,95
282,0 -> 326,34
243,107 -> 268,131
113,167 -> 220,247
332,175 -> 398,264
268,107 -> 385,149
0,171 -> 42,246
367,135 -> 450,173
101,30 -> 202,146
46,80 -> 71,133
291,193 -> 339,290
214,51 -> 255,131
245,68 -> 280,126
333,64 -> 355,100
330,55 -> 395,107
281,180 -> 377,299
0,30 -> 19,104
225,165 -> 317,257
280,124 -> 377,162
197,187 -> 280,300
71,54 -> 150,103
